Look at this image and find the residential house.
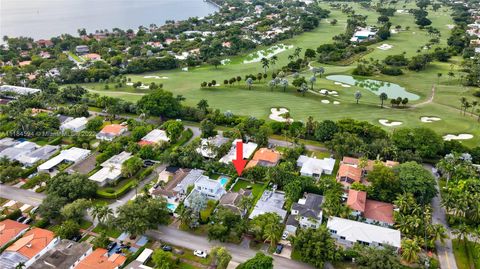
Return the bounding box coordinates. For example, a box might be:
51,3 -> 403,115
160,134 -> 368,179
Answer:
38,147 -> 91,173
297,155 -> 335,179
0,141 -> 38,162
184,176 -> 227,207
218,189 -> 253,216
89,151 -> 132,186
0,85 -> 41,96
60,117 -> 88,132
336,164 -> 362,188
0,138 -> 19,152
0,220 -> 29,248
29,239 -> 92,269
123,248 -> 153,269
346,189 -> 395,226
36,39 -> 54,48
15,145 -> 60,167
138,129 -> 170,146
96,124 -> 127,141
83,53 -> 101,61
75,45 -> 90,54
75,248 -> 126,269
219,140 -> 258,164
172,169 -> 205,197
196,135 -> 229,158
0,228 -> 59,268
245,148 -> 281,169
151,167 -> 191,204
249,189 -> 287,221
286,193 -> 324,234
327,217 -> 401,250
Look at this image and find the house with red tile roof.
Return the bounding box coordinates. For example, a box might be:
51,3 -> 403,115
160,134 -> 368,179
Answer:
36,39 -> 54,48
245,148 -> 281,169
96,124 -> 127,141
75,248 -> 126,269
83,53 -> 102,61
0,220 -> 29,248
346,189 -> 395,226
0,227 -> 59,268
336,164 -> 362,188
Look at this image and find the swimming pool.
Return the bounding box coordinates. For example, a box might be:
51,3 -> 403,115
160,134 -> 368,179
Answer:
167,203 -> 177,212
219,177 -> 229,187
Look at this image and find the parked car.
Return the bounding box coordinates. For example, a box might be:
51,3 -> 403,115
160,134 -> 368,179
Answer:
282,231 -> 289,240
193,250 -> 207,258
22,217 -> 32,224
16,216 -> 26,223
275,244 -> 284,254
162,245 -> 173,252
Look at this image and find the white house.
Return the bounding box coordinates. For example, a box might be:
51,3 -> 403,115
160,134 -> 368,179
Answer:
138,129 -> 170,146
249,189 -> 287,221
219,139 -> 258,164
15,145 -> 59,167
37,147 -> 91,173
326,217 -> 401,250
184,175 -> 227,207
196,135 -> 229,158
0,141 -> 38,162
89,151 -> 132,186
60,117 -> 88,132
297,155 -> 335,178
0,85 -> 41,96
286,193 -> 324,234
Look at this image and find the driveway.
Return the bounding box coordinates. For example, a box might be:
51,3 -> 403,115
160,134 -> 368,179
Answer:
147,226 -> 313,269
424,164 -> 458,269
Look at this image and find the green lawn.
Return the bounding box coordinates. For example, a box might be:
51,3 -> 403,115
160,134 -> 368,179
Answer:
92,224 -> 122,238
73,2 -> 479,147
232,179 -> 265,199
79,219 -> 93,230
452,239 -> 480,269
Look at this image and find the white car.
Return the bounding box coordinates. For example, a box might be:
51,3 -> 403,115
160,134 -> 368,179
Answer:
282,231 -> 289,240
193,250 -> 207,258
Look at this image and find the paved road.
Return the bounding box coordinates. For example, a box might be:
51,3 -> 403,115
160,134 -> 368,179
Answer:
0,184 -> 45,206
147,226 -> 314,269
424,164 -> 458,269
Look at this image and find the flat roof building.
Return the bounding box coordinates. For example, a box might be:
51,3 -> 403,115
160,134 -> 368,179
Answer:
89,151 -> 132,186
29,239 -> 92,269
60,117 -> 88,132
38,147 -> 91,173
138,129 -> 169,146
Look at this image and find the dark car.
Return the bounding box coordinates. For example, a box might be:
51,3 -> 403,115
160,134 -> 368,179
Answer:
107,241 -> 117,251
71,235 -> 82,242
275,244 -> 284,254
162,245 -> 173,252
16,216 -> 26,223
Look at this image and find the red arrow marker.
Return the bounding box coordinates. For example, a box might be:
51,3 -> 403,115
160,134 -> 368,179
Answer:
232,141 -> 247,176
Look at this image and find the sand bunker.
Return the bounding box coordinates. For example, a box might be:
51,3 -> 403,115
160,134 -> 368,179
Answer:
443,134 -> 473,141
243,44 -> 294,64
269,108 -> 293,122
379,119 -> 403,126
221,59 -> 231,65
321,100 -> 330,104
143,75 -> 169,79
446,24 -> 455,29
139,85 -> 150,89
126,82 -> 133,86
333,101 -> 340,105
377,44 -> 393,50
420,116 -> 441,123
319,89 -> 338,95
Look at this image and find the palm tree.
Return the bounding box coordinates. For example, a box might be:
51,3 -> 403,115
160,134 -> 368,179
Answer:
246,78 -> 253,90
427,224 -> 448,246
354,91 -> 362,104
437,73 -> 442,84
280,79 -> 289,92
447,71 -> 455,80
309,76 -> 316,90
459,97 -> 467,114
379,92 -> 388,108
268,80 -> 276,91
263,222 -> 282,247
270,55 -> 278,71
15,262 -> 26,269
299,83 -> 308,96
401,238 -> 421,263
239,196 -> 255,218
293,47 -> 302,59
471,101 -> 478,116
453,224 -> 470,245
260,57 -> 270,74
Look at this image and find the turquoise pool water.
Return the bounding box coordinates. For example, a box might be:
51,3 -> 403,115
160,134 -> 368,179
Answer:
326,75 -> 420,100
167,203 -> 177,212
219,177 -> 229,187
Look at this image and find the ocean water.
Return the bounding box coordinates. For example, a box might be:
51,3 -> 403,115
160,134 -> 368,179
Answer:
0,0 -> 218,39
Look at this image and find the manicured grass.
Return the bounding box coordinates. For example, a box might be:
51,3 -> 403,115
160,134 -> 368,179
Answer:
232,179 -> 265,199
305,150 -> 332,159
73,2 -> 479,147
452,239 -> 480,269
79,219 -> 93,230
92,224 -> 122,238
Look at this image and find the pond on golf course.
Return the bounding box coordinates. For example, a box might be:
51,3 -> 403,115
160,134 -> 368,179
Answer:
326,75 -> 420,100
